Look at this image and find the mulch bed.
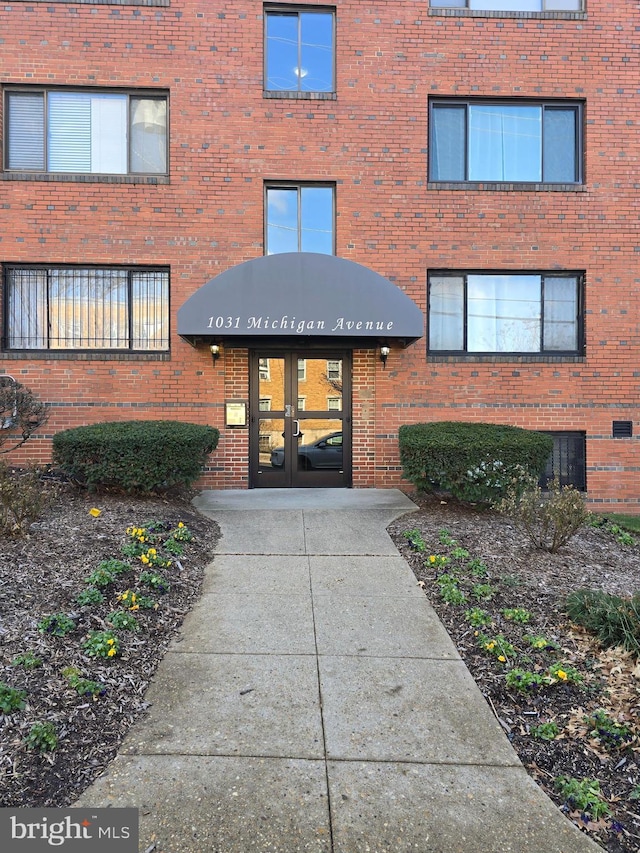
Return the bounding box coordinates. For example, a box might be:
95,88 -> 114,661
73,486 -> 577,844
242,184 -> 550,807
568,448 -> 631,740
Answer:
388,493 -> 640,853
0,480 -> 219,808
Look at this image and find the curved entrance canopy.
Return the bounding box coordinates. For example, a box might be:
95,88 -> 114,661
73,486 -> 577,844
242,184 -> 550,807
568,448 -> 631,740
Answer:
178,253 -> 424,347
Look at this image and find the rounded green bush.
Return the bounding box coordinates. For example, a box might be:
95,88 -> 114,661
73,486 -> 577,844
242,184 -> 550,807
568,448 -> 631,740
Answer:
52,420 -> 219,493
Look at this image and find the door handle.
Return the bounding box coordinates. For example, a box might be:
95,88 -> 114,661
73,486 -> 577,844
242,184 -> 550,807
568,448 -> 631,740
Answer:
292,419 -> 301,437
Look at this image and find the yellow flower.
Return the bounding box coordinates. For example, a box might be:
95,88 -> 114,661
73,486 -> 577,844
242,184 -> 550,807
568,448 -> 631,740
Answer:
107,648 -> 116,657
107,638 -> 115,645
131,604 -> 139,611
429,555 -> 436,564
149,548 -> 157,555
498,655 -> 506,662
89,508 -> 101,518
485,642 -> 496,651
556,669 -> 568,681
178,522 -> 184,528
140,554 -> 149,564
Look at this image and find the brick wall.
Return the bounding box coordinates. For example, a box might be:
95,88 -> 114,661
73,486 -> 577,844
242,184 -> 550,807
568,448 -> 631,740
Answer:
1,0 -> 638,507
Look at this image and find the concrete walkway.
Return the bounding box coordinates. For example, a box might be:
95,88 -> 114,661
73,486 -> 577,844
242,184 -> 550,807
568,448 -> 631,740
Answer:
75,489 -> 600,853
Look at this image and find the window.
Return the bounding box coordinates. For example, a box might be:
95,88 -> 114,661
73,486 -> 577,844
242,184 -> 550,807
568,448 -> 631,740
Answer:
430,100 -> 581,183
326,360 -> 342,380
428,272 -> 582,354
327,396 -> 341,411
298,359 -> 306,381
259,358 -> 271,380
266,184 -> 334,254
5,89 -> 167,175
5,267 -> 169,351
265,7 -> 335,93
430,1 -> 582,9
297,396 -> 306,411
259,398 -> 272,411
540,432 -> 586,491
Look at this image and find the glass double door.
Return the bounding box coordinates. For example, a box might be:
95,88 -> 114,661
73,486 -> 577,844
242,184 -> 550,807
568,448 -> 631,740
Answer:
250,351 -> 351,488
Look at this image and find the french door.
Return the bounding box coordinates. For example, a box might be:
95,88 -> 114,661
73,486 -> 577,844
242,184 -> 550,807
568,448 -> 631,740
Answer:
250,351 -> 351,488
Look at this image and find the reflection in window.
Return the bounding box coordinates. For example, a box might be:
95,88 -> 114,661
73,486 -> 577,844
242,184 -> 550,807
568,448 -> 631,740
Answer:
259,358 -> 270,380
326,359 -> 342,380
6,267 -> 169,351
259,398 -> 271,411
428,272 -> 581,354
265,9 -> 334,93
266,185 -> 334,254
430,100 -> 580,183
327,396 -> 341,411
6,89 -> 167,175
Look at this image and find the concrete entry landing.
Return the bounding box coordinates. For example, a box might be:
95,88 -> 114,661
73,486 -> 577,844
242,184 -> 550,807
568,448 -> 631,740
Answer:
75,489 -> 599,853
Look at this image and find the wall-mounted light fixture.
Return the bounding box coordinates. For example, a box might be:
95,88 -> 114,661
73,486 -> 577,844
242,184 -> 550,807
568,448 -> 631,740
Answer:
210,343 -> 221,364
379,344 -> 390,369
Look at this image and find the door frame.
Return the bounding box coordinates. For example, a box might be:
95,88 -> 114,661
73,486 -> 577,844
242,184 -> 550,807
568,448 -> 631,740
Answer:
249,349 -> 352,488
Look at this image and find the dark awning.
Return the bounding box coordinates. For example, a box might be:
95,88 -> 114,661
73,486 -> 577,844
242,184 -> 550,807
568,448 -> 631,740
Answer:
177,253 -> 424,348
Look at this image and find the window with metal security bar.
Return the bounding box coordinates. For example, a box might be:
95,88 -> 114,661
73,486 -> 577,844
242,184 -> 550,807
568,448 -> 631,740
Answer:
5,267 -> 169,352
539,432 -> 586,491
5,89 -> 167,176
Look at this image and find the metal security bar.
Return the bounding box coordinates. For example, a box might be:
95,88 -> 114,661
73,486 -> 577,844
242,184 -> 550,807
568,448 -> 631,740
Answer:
6,267 -> 169,351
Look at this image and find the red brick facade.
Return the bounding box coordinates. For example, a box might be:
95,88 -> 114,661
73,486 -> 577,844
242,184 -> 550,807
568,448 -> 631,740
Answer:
1,1 -> 638,508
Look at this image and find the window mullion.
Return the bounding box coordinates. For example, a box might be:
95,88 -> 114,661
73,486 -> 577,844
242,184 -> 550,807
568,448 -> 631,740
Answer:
540,275 -> 546,351
463,275 -> 469,352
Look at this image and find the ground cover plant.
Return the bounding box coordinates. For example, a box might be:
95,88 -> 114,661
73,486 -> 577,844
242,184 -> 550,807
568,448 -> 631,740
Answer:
0,474 -> 219,807
389,494 -> 640,853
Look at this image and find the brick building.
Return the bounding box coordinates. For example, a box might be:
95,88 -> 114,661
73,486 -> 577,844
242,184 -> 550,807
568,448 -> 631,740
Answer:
1,0 -> 638,509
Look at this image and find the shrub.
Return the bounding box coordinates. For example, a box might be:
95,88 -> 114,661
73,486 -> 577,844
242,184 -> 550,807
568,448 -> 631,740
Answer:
565,589 -> 640,656
398,421 -> 553,505
0,464 -> 54,535
0,682 -> 27,714
52,420 -> 219,493
496,477 -> 588,553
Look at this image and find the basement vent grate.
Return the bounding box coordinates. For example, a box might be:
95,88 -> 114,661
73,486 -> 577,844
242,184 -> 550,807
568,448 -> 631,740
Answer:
612,420 -> 633,438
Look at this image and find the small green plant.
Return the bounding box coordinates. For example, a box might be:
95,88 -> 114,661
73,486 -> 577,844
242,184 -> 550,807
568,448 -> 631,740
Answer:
546,662 -> 583,685
436,574 -> 467,605
84,566 -> 118,588
75,586 -> 105,607
97,558 -> 131,576
438,529 -> 456,546
501,607 -> 532,624
169,521 -> 192,542
117,589 -> 156,611
402,529 -> 426,551
83,631 -> 120,659
12,651 -> 42,669
62,667 -> 106,697
465,607 -> 492,628
468,558 -> 489,578
471,583 -> 495,601
531,721 -> 560,740
107,610 -> 139,632
139,570 -> 170,594
584,709 -> 633,751
630,785 -> 640,800
24,721 -> 58,753
0,682 -> 27,714
553,776 -> 611,820
163,538 -> 185,556
505,668 -> 544,692
426,554 -> 450,570
139,547 -> 172,569
451,546 -> 470,560
38,613 -> 75,637
608,524 -> 635,546
478,633 -> 516,663
524,634 -> 560,652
